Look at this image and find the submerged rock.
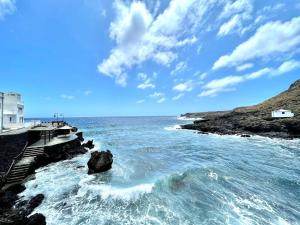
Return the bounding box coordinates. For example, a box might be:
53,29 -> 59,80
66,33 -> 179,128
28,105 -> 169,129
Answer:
87,150 -> 113,174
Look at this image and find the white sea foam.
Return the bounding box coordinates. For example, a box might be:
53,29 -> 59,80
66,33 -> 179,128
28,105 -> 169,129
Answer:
177,116 -> 202,121
78,183 -> 154,201
164,124 -> 182,131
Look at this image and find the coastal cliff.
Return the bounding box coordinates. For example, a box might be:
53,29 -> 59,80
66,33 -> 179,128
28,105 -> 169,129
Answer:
181,79 -> 300,139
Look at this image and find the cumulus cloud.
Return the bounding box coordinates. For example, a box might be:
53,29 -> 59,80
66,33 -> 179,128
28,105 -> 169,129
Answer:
201,60 -> 300,97
213,16 -> 300,70
0,0 -> 16,20
98,0 -> 215,86
173,80 -> 195,92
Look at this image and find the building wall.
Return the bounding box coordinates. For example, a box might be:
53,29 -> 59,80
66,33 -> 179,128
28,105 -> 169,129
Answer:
272,111 -> 294,118
0,131 -> 28,172
0,93 -> 3,132
3,93 -> 24,129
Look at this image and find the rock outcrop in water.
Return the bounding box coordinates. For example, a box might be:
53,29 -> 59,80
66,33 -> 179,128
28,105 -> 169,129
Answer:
181,79 -> 300,139
0,184 -> 46,225
82,140 -> 95,149
87,150 -> 113,174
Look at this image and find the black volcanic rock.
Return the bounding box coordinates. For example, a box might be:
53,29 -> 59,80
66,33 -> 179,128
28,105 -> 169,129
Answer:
26,213 -> 46,225
87,150 -> 113,174
181,79 -> 300,139
82,140 -> 95,149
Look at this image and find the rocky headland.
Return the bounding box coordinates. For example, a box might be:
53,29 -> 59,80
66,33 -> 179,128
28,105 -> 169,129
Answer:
0,129 -> 97,224
181,79 -> 300,139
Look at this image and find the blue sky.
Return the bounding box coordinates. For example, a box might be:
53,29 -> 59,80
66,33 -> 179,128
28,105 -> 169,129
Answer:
0,0 -> 299,117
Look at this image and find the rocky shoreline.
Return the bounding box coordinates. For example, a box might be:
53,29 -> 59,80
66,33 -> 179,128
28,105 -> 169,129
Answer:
181,79 -> 300,139
181,112 -> 300,139
0,137 -> 94,225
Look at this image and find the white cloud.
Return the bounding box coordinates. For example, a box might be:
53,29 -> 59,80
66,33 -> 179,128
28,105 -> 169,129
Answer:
157,97 -> 166,103
84,90 -> 92,96
137,78 -> 156,89
60,94 -> 74,100
0,0 -> 16,20
218,14 -> 242,36
194,71 -> 208,80
236,63 -> 254,71
261,3 -> 285,13
149,92 -> 164,98
245,67 -> 272,80
172,93 -> 184,100
217,0 -> 253,37
173,80 -> 195,92
171,61 -> 187,76
137,72 -> 156,89
219,0 -> 253,19
204,76 -> 244,90
98,0 -> 216,86
270,60 -> 300,77
137,72 -> 148,80
137,99 -> 145,104
213,16 -> 300,70
200,59 -> 300,97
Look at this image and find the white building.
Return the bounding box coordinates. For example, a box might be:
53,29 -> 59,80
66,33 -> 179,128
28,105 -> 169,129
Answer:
0,92 -> 25,131
271,109 -> 294,118
0,92 -> 3,132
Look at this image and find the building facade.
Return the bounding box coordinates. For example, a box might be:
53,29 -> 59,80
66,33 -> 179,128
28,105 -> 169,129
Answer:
0,93 -> 25,131
0,92 -> 3,132
271,109 -> 294,118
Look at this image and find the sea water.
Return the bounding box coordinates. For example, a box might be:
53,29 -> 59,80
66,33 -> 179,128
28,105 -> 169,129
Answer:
20,117 -> 300,225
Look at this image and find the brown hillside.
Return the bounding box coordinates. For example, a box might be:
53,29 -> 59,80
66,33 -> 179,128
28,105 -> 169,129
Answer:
234,79 -> 300,118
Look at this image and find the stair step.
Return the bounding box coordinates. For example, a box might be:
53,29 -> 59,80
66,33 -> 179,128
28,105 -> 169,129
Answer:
26,147 -> 44,149
24,151 -> 44,154
24,152 -> 43,155
7,175 -> 27,180
13,165 -> 30,169
6,177 -> 26,182
25,149 -> 44,152
9,170 -> 28,175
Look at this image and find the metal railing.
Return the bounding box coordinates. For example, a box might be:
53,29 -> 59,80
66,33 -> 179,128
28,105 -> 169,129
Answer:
0,142 -> 28,187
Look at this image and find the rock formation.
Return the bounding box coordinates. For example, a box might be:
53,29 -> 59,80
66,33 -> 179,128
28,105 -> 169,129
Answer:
181,79 -> 300,139
87,150 -> 113,174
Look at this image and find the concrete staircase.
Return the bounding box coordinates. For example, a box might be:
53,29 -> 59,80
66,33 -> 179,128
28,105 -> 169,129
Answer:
5,146 -> 44,185
23,146 -> 44,158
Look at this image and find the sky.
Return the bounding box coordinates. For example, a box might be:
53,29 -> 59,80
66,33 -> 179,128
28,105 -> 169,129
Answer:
0,0 -> 300,117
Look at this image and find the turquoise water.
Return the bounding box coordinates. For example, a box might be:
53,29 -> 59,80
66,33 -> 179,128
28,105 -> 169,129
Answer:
20,117 -> 300,225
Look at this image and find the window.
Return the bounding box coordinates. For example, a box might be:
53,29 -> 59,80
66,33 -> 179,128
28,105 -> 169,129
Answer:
10,117 -> 12,122
282,112 -> 285,115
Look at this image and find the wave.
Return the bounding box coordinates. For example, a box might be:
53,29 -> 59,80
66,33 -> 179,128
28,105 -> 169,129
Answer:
77,182 -> 154,201
164,125 -> 182,131
177,116 -> 202,121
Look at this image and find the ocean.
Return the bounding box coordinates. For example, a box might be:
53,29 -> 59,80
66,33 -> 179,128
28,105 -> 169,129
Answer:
20,117 -> 300,225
